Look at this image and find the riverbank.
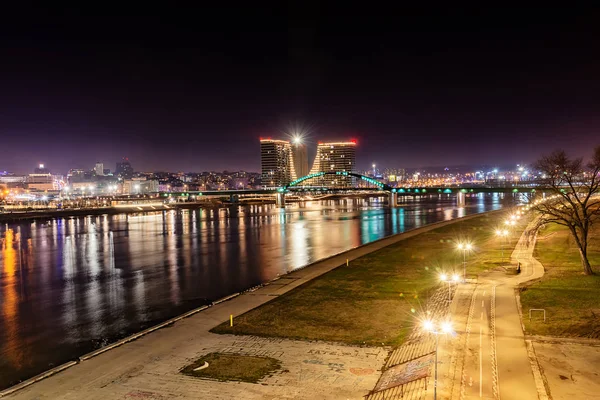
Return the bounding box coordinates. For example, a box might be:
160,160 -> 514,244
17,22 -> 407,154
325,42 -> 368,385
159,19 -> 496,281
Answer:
211,209 -> 515,345
1,209 -> 505,398
0,194 -> 393,222
0,201 -> 225,222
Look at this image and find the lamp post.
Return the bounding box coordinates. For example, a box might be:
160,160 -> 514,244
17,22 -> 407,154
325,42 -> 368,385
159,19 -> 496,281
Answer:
452,273 -> 460,288
441,273 -> 461,303
456,242 -> 472,281
423,319 -> 453,400
495,229 -> 509,263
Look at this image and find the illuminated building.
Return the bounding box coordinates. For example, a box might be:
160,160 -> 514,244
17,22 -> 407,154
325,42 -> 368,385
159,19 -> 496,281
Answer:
27,173 -> 55,191
34,163 -> 50,174
67,169 -> 86,183
0,174 -> 26,186
122,178 -> 158,194
309,140 -> 357,187
260,139 -> 296,187
95,162 -> 104,176
116,158 -> 134,179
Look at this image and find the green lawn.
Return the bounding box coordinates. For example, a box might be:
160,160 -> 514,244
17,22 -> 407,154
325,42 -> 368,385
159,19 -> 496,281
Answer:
521,223 -> 600,338
212,210 -> 524,346
181,353 -> 281,383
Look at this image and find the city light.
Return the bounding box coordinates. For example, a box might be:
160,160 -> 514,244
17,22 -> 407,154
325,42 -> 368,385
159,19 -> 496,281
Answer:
441,321 -> 453,334
457,243 -> 472,251
422,318 -> 454,400
456,242 -> 473,281
423,319 -> 434,332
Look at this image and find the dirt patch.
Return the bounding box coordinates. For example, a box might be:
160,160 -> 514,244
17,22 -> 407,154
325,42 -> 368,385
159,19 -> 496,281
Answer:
181,352 -> 281,383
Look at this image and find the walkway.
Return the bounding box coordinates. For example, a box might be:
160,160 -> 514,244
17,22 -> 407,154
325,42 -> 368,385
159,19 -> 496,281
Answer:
434,220 -> 545,399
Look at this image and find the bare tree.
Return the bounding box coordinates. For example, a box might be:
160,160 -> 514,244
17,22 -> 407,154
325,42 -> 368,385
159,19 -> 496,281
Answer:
530,146 -> 600,275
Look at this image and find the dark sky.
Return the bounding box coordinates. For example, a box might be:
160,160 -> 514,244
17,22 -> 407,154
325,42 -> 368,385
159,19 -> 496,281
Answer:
1,5 -> 599,174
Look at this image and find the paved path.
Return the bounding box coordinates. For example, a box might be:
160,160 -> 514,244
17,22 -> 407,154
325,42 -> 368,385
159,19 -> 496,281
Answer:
434,220 -> 545,400
1,212 -> 499,399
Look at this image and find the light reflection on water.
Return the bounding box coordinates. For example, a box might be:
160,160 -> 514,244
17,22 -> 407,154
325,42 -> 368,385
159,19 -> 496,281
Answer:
0,194 -> 514,388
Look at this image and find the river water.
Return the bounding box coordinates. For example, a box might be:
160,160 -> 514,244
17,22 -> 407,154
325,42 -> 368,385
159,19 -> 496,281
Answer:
0,194 -> 515,388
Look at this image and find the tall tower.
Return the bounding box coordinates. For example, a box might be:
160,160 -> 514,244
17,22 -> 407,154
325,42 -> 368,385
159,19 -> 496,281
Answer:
95,162 -> 104,176
292,139 -> 309,178
260,139 -> 296,187
116,158 -> 134,179
309,140 -> 357,187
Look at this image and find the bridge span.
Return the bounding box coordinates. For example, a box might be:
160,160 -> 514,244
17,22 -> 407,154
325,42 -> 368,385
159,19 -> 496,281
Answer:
160,170 -> 539,208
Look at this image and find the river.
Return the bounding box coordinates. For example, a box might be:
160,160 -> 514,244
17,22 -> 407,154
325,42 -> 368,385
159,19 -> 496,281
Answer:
0,193 -> 516,389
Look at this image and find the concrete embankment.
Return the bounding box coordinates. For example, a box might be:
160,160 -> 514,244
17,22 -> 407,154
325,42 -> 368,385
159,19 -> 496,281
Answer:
0,202 -> 221,222
0,208 -> 504,398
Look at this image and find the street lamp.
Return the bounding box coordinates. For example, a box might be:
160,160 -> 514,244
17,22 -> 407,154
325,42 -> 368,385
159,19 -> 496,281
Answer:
456,242 -> 472,281
423,319 -> 453,400
440,273 -> 461,303
495,229 -> 509,264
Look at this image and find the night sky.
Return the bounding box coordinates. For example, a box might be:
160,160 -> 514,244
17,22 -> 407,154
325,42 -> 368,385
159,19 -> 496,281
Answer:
1,5 -> 599,173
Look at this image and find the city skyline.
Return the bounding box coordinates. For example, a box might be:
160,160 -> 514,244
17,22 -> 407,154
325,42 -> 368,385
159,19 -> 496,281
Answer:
2,6 -> 600,173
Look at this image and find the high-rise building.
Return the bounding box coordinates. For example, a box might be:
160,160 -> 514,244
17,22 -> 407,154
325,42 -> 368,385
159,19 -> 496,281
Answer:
292,140 -> 309,178
116,158 -> 134,179
34,163 -> 50,174
260,139 -> 296,187
27,173 -> 55,191
68,168 -> 87,183
95,162 -> 104,176
309,140 -> 357,187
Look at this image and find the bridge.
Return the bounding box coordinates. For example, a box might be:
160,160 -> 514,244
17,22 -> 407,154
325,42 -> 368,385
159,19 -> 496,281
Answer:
160,171 -> 540,207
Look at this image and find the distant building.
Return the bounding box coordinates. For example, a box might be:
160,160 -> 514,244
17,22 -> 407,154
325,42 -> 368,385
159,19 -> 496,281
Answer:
309,141 -> 357,187
27,173 -> 55,191
95,162 -> 104,176
34,163 -> 50,174
0,174 -> 26,188
122,178 -> 158,194
116,158 -> 134,179
260,139 -> 296,187
68,169 -> 87,183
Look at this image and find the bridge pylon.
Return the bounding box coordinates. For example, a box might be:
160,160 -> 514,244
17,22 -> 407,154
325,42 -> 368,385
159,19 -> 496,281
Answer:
457,191 -> 466,207
388,192 -> 398,207
276,192 -> 285,208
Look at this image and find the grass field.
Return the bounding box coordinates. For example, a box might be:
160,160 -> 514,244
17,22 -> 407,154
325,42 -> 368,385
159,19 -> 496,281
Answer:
181,353 -> 281,383
521,223 -> 600,338
212,210 -> 524,346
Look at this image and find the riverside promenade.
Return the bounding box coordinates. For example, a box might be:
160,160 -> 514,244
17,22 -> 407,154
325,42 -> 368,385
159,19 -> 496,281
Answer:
431,219 -> 546,400
1,211 -> 501,400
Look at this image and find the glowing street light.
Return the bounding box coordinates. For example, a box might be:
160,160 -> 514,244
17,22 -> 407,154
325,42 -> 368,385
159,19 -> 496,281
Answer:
423,319 -> 454,400
495,229 -> 509,263
440,273 -> 461,303
456,242 -> 472,281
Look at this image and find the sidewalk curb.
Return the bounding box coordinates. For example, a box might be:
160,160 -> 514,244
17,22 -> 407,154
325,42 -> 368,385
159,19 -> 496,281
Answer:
525,340 -> 550,400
